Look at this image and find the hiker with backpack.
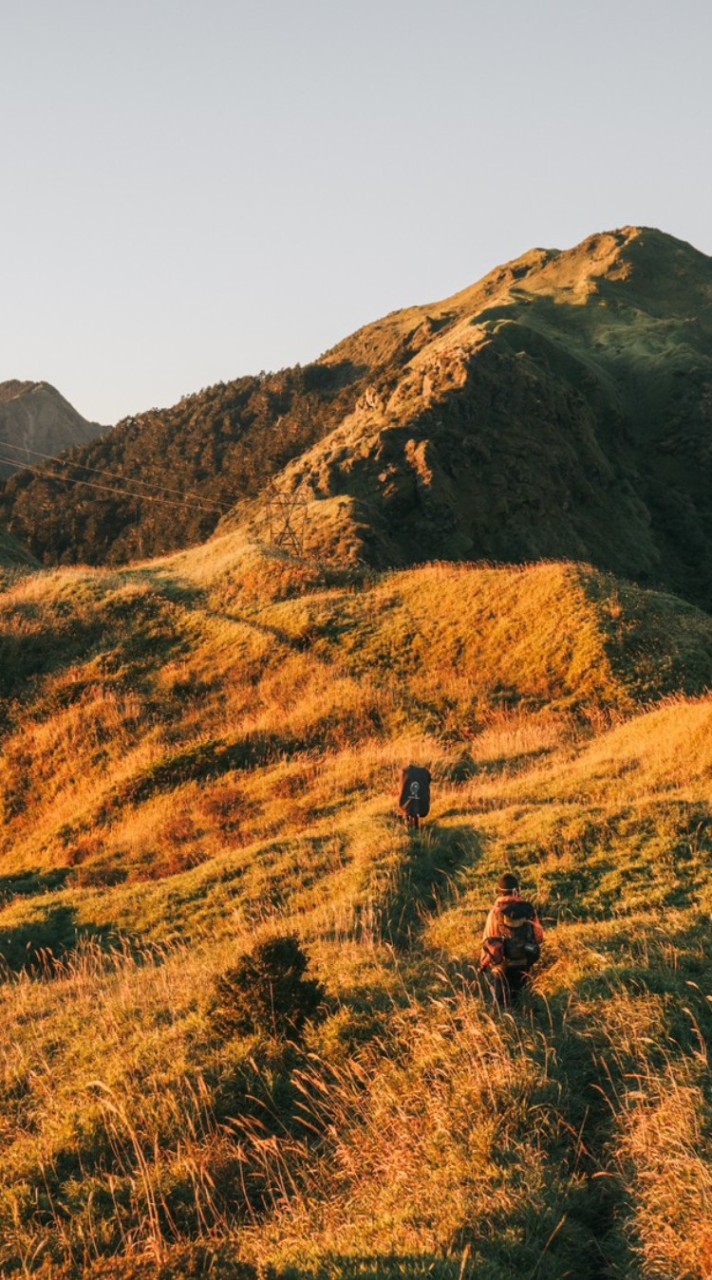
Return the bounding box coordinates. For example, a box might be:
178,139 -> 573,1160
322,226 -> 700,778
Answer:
480,872 -> 544,1007
398,763 -> 431,831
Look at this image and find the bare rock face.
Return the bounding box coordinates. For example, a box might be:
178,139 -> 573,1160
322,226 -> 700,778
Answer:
0,381 -> 106,478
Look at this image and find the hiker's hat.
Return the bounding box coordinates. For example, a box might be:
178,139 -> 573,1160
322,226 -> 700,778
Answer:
497,872 -> 520,894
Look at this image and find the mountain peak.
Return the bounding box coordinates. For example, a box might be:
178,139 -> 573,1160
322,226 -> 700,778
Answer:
234,225 -> 712,608
0,381 -> 106,479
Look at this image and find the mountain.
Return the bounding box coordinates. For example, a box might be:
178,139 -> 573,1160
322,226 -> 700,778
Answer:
0,380 -> 106,480
2,227 -> 712,609
241,225 -> 712,608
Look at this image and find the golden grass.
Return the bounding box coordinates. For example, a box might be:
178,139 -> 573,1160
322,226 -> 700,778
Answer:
1,537 -> 712,1276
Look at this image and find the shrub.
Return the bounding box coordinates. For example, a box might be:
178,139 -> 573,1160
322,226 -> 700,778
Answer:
209,934 -> 324,1041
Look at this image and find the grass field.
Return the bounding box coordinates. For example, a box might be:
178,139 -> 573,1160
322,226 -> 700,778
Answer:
1,532 -> 711,1277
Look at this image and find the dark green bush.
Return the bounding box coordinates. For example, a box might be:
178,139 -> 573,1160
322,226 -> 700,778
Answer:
210,934 -> 324,1041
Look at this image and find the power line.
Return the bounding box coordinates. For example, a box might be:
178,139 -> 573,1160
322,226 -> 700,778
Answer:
0,437 -> 231,511
0,453 -> 229,517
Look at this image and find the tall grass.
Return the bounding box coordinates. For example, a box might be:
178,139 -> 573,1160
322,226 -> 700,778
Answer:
1,537 -> 712,1275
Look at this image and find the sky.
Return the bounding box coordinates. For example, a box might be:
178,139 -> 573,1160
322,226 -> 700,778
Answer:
2,0 -> 712,426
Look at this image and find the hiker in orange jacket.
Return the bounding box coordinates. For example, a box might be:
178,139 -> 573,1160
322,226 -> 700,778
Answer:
480,872 -> 544,1007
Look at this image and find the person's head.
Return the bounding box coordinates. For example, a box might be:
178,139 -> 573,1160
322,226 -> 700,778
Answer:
497,872 -> 520,896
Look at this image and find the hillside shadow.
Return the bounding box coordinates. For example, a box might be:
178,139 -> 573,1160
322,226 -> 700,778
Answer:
275,1256 -> 472,1279
204,608 -> 319,654
0,579 -> 197,711
542,912 -> 712,1026
0,904 -> 77,976
0,613 -> 115,702
0,904 -> 139,979
474,745 -> 556,778
0,866 -> 71,904
103,729 -> 288,813
379,825 -> 480,949
302,359 -> 369,392
135,566 -> 333,656
130,567 -> 205,606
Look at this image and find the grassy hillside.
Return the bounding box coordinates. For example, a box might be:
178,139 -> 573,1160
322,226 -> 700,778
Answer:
1,535 -> 712,1277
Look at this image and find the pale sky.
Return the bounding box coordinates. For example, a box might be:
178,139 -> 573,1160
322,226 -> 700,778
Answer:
2,0 -> 711,426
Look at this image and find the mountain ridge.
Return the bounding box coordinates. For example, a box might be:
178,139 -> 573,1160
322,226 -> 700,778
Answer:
2,226 -> 712,610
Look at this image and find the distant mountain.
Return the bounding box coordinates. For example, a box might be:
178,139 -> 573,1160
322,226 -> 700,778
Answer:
0,381 -> 106,479
2,228 -> 712,609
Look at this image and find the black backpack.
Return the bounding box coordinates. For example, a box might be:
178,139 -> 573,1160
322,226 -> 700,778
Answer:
490,899 -> 540,971
398,765 -> 431,819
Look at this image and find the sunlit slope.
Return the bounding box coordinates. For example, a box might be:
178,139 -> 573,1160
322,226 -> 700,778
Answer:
429,695 -> 712,945
2,537 -> 711,897
1,536 -> 712,1276
240,687 -> 712,1278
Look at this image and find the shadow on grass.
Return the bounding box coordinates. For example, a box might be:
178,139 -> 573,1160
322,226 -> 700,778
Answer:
276,1257 -> 472,1280
104,731 -> 285,811
545,910 -> 712,1054
0,611 -> 110,704
379,825 -> 481,949
0,904 -> 142,979
0,866 -> 71,904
